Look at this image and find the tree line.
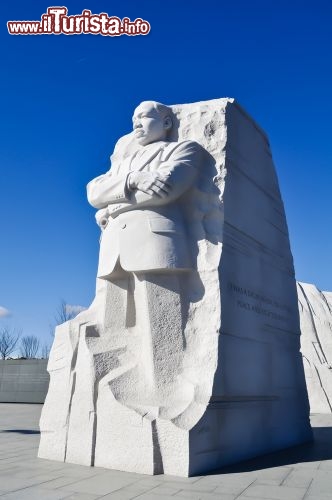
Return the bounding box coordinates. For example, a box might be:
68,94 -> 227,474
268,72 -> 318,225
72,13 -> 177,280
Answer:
0,328 -> 46,359
0,300 -> 82,360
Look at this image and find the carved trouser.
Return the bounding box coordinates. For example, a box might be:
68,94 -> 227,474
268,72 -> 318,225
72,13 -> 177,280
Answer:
64,266 -> 188,466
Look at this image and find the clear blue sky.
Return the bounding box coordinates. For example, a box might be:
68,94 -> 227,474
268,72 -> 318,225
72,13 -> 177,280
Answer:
0,0 -> 331,349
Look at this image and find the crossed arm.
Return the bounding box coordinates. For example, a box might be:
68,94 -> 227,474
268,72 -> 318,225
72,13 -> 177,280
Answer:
87,141 -> 202,223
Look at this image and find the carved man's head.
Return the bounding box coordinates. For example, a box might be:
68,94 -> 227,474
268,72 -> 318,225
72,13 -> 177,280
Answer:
132,101 -> 173,146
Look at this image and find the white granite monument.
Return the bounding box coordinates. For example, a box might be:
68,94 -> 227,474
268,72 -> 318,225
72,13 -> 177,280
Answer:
298,281 -> 332,413
39,98 -> 312,476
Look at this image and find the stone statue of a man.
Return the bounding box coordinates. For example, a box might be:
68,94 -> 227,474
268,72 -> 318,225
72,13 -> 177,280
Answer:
87,101 -> 202,277
85,101 -> 203,417
39,98 -> 312,477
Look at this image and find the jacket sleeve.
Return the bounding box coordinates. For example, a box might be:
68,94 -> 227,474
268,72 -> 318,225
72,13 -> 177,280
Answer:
87,171 -> 130,209
108,141 -> 202,217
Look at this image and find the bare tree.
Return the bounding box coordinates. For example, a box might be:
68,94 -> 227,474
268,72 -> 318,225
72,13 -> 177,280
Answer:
0,327 -> 21,359
50,299 -> 86,338
19,335 -> 40,358
41,342 -> 50,359
55,299 -> 81,325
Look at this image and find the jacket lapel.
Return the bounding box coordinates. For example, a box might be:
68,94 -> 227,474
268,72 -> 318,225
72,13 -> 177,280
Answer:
131,142 -> 166,171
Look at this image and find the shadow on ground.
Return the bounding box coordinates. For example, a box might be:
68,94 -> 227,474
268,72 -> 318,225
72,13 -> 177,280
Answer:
212,426 -> 332,475
1,429 -> 40,435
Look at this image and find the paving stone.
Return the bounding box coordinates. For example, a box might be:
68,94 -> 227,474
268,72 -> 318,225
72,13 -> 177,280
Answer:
280,469 -> 313,489
194,472 -> 253,486
0,486 -> 70,499
0,465 -> 24,476
318,460 -> 332,471
254,467 -> 293,481
56,474 -> 138,496
0,406 -> 332,500
14,459 -> 69,471
130,495 -> 177,500
150,480 -> 216,493
108,482 -> 164,497
290,461 -> 321,470
0,456 -> 29,467
304,496 -> 332,500
62,494 -> 101,500
213,481 -> 255,495
124,477 -> 162,488
307,476 -> 332,497
39,475 -> 91,490
240,495 -> 271,500
0,474 -> 62,493
254,479 -> 288,486
175,490 -> 235,500
98,484 -> 158,500
15,470 -> 65,481
238,484 -> 307,500
146,484 -> 181,495
50,465 -> 108,478
99,490 -> 144,500
155,474 -> 201,484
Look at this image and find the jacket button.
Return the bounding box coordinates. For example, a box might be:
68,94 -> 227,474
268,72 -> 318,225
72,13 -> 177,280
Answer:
121,223 -> 126,229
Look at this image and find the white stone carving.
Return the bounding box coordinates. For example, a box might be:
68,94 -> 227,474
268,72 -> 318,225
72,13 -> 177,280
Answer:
298,281 -> 332,413
39,98 -> 312,476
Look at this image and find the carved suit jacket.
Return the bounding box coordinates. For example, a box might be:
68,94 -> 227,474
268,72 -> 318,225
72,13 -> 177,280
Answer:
87,140 -> 202,277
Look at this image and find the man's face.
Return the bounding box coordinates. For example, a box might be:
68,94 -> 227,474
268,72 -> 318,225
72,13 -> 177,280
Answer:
132,103 -> 168,146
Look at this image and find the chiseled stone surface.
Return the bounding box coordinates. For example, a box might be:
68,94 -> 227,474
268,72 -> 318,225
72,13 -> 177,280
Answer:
298,281 -> 332,413
2,405 -> 332,499
39,98 -> 311,476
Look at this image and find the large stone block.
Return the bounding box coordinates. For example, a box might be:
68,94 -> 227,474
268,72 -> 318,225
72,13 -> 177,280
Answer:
298,281 -> 332,413
39,98 -> 312,476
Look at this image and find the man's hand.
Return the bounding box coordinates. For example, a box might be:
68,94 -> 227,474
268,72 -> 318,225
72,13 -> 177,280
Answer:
128,171 -> 172,198
95,207 -> 110,230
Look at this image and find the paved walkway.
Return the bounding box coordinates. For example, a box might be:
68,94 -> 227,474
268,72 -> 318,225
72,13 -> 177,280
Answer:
0,404 -> 332,499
